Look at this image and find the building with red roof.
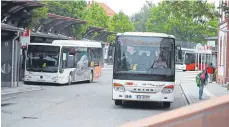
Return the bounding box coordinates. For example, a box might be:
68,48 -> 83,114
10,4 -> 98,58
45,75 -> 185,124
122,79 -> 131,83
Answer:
87,0 -> 116,17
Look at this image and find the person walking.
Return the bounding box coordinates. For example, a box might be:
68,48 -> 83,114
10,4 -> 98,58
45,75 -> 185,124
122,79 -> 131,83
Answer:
206,63 -> 214,83
196,69 -> 208,100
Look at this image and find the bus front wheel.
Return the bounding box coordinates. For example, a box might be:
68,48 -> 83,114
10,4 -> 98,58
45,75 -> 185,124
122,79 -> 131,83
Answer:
68,74 -> 72,85
163,102 -> 171,108
87,71 -> 93,83
115,100 -> 122,105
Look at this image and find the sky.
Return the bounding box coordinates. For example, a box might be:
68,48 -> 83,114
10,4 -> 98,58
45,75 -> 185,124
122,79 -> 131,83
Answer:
86,0 -> 161,16
87,0 -> 219,17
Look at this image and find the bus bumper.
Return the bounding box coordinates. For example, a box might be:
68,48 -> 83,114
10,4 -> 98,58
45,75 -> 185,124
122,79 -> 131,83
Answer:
24,77 -> 67,84
112,90 -> 174,102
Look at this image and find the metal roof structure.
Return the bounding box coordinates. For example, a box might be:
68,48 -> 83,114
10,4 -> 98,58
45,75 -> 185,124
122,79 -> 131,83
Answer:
30,40 -> 102,48
93,30 -> 116,42
1,1 -> 43,28
83,26 -> 106,39
1,23 -> 24,32
36,13 -> 87,37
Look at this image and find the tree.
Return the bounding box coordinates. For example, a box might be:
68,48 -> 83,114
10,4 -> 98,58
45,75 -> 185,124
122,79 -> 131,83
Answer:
29,7 -> 48,29
82,3 -> 110,39
29,1 -> 87,39
83,3 -> 110,28
131,1 -> 153,32
44,1 -> 88,39
44,1 -> 87,19
109,11 -> 135,32
146,1 -> 219,42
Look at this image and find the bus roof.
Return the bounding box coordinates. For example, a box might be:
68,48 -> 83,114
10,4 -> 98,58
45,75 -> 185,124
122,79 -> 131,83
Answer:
27,40 -> 102,48
52,40 -> 102,48
117,32 -> 175,38
181,48 -> 195,52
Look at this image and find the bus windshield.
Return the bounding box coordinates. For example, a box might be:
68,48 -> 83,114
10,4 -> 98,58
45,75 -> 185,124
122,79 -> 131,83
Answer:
26,45 -> 60,73
114,36 -> 175,81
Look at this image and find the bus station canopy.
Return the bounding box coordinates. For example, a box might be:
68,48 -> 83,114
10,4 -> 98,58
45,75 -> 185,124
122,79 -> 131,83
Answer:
1,1 -> 44,28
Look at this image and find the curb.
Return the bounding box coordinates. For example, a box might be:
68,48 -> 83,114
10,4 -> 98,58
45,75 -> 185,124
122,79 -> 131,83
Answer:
1,87 -> 43,96
204,88 -> 216,98
179,83 -> 192,104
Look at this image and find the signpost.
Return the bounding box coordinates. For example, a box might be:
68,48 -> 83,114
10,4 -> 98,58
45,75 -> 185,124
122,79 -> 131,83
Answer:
195,43 -> 212,70
20,29 -> 30,47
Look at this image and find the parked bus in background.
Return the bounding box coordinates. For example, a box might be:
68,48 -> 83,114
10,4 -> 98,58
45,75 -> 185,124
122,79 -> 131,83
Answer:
24,40 -> 103,85
175,48 -> 212,71
112,32 -> 182,108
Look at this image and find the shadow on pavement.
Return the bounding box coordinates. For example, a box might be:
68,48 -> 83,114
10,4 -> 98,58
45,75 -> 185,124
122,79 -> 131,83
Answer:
24,81 -> 98,87
120,101 -> 168,110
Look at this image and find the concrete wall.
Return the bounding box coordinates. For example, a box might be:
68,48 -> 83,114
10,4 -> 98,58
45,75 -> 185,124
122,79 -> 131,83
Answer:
120,94 -> 229,127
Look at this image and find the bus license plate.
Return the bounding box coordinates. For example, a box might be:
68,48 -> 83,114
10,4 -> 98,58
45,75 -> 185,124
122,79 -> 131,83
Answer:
137,95 -> 150,100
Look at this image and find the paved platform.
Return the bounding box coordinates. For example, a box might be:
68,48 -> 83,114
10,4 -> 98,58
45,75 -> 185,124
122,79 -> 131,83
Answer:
177,71 -> 229,104
1,82 -> 43,96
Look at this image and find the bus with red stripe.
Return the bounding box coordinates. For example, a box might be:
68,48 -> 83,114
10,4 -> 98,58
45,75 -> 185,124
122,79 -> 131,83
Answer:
176,47 -> 212,71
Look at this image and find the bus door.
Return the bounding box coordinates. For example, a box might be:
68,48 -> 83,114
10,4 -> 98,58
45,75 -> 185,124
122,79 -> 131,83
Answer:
88,48 -> 102,80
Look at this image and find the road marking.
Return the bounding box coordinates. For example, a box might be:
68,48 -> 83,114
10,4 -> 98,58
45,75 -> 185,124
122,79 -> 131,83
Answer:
179,84 -> 192,104
204,88 -> 216,98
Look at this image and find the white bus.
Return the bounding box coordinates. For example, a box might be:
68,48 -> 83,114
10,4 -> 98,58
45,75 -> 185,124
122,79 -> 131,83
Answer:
112,32 -> 181,108
24,40 -> 103,85
175,48 -> 213,71
175,48 -> 194,71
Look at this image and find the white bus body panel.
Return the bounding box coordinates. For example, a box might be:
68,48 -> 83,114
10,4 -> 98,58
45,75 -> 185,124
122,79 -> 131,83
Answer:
24,68 -> 91,84
24,70 -> 68,84
176,64 -> 186,70
112,79 -> 175,102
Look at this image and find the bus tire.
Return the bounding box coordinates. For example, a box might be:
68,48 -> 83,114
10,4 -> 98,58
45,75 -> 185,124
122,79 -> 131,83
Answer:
115,100 -> 122,105
87,71 -> 93,83
68,74 -> 72,85
163,102 -> 171,108
24,81 -> 30,85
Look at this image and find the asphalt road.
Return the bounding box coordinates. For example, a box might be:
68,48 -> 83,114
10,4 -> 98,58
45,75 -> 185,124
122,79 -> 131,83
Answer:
2,67 -> 186,127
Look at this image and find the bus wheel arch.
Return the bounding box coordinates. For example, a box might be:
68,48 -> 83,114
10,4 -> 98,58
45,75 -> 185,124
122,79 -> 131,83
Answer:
90,70 -> 93,82
68,72 -> 73,85
87,70 -> 93,83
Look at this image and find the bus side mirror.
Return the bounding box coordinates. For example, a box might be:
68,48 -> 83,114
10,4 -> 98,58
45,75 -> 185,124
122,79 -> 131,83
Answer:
178,50 -> 182,59
176,45 -> 182,59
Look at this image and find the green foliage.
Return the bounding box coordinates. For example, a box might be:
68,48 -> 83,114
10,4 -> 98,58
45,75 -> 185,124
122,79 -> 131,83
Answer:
146,1 -> 219,42
42,1 -> 87,39
29,7 -> 48,29
131,1 -> 153,32
82,3 -> 110,40
43,1 -> 87,18
83,3 -> 110,28
29,1 -> 136,42
109,11 -> 135,32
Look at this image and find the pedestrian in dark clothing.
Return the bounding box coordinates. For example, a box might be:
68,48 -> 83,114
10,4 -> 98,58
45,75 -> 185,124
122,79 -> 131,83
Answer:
206,63 -> 214,83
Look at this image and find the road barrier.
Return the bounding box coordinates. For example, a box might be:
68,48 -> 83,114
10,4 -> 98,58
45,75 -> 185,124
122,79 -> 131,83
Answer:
119,94 -> 229,127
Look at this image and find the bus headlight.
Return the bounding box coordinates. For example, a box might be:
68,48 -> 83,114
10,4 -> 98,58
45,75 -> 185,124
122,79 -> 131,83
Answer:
25,75 -> 32,78
162,85 -> 174,93
113,83 -> 125,92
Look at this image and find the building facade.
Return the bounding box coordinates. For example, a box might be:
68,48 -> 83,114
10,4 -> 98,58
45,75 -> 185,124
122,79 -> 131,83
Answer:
217,0 -> 229,84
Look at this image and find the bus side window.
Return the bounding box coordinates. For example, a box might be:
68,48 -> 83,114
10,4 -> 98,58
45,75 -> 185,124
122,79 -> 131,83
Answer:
62,47 -> 75,69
